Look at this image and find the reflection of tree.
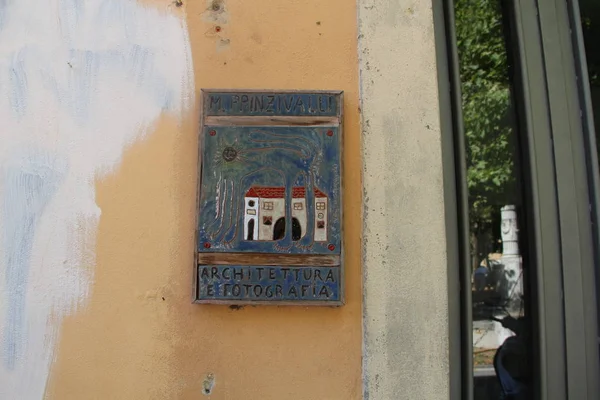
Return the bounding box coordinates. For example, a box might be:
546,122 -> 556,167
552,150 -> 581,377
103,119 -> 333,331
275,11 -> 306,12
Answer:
580,0 -> 600,157
455,0 -> 517,268
456,1 -> 600,265
581,0 -> 600,86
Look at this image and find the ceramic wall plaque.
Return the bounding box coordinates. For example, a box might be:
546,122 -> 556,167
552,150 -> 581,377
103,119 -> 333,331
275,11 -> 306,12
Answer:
195,90 -> 344,305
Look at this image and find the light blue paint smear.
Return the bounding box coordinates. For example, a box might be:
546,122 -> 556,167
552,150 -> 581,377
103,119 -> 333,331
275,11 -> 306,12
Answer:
0,0 -> 8,32
0,0 -> 193,395
1,153 -> 64,369
9,54 -> 28,118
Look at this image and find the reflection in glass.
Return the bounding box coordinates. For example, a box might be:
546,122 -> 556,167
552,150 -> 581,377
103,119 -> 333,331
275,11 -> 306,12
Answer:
580,1 -> 600,164
579,0 -> 600,359
454,0 -> 532,398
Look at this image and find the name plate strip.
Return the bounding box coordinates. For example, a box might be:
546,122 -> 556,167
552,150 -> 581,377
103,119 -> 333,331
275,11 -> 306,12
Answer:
204,92 -> 340,117
197,253 -> 340,266
204,115 -> 340,127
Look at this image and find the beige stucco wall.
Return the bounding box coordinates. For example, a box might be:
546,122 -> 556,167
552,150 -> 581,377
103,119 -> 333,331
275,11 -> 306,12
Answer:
1,0 -> 452,398
37,0 -> 363,399
358,0 -> 450,399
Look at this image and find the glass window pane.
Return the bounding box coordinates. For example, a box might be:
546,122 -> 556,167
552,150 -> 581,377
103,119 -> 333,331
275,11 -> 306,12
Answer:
454,0 -> 533,398
579,0 -> 600,358
580,0 -> 600,148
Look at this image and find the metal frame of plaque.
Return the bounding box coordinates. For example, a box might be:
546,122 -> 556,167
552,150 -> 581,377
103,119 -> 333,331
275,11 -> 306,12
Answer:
194,89 -> 344,306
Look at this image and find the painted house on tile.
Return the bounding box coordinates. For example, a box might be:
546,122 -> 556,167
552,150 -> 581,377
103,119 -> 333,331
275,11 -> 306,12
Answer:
243,186 -> 328,242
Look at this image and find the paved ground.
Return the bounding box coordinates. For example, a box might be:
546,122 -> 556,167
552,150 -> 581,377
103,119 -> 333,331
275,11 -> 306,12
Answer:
473,320 -> 513,350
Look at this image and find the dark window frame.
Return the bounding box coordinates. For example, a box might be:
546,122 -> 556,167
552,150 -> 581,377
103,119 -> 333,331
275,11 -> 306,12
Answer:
433,0 -> 600,399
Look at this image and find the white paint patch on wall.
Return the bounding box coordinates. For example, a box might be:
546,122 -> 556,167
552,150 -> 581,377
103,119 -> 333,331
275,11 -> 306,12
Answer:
0,0 -> 194,398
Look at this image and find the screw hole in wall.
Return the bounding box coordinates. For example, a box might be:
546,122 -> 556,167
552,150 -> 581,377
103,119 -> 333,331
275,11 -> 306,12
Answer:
202,373 -> 215,396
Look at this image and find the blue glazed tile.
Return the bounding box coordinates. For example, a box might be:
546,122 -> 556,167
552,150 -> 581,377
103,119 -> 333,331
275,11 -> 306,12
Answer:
196,90 -> 343,305
198,126 -> 341,255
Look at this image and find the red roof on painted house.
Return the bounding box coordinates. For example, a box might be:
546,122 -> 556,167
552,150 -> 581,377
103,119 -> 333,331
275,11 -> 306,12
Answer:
245,186 -> 327,199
